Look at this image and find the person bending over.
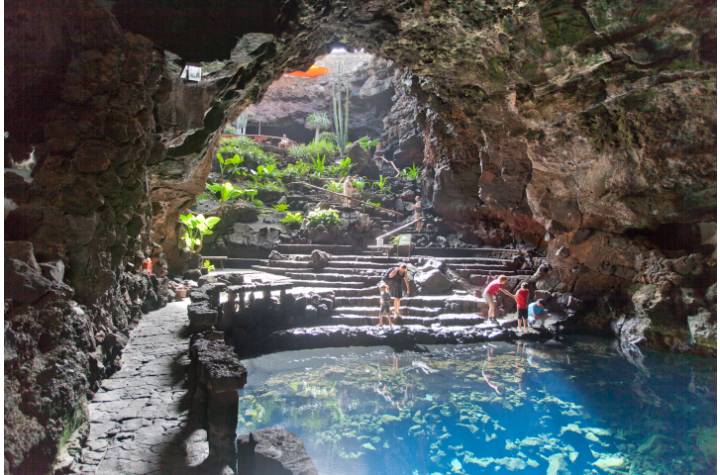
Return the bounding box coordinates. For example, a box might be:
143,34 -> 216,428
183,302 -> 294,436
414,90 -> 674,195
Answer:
528,299 -> 548,329
383,264 -> 411,321
481,275 -> 514,324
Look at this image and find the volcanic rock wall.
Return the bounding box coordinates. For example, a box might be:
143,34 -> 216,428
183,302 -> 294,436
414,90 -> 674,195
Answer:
4,0 -> 716,472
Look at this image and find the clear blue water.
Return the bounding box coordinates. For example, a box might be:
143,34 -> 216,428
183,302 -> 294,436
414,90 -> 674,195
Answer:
237,339 -> 716,474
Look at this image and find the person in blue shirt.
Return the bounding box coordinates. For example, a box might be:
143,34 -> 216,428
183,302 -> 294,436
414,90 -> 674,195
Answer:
528,299 -> 548,327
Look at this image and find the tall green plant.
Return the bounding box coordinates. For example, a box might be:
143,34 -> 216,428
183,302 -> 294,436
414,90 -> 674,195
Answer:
331,80 -> 350,155
401,163 -> 419,181
311,155 -> 326,176
305,112 -> 331,142
179,213 -> 221,254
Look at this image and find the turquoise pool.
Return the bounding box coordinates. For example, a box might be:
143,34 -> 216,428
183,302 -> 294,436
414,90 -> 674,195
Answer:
237,339 -> 716,474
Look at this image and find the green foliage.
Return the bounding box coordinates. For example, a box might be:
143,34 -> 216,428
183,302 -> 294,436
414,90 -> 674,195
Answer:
305,112 -> 331,142
318,131 -> 337,143
373,175 -> 390,193
311,155 -> 326,176
195,192 -> 211,203
330,157 -> 353,177
390,235 -> 401,245
307,208 -> 341,228
400,163 -> 420,181
272,202 -> 289,212
324,180 -> 344,193
367,201 -> 381,208
202,259 -> 216,272
218,136 -> 276,167
179,213 -> 221,254
206,181 -> 244,203
283,160 -> 311,179
358,136 -> 380,152
216,152 -> 244,178
287,140 -> 338,161
280,211 -> 304,228
352,179 -> 366,192
252,163 -> 282,182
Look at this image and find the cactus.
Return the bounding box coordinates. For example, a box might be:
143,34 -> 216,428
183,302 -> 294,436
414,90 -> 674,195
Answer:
331,80 -> 350,155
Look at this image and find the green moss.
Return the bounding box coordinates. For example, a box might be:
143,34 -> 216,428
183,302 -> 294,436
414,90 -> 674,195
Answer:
539,2 -> 593,48
58,403 -> 86,452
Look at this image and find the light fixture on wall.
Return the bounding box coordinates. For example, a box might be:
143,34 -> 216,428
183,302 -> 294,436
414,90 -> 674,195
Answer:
181,64 -> 203,82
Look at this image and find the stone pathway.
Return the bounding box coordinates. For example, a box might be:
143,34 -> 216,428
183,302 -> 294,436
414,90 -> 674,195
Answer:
74,300 -> 213,474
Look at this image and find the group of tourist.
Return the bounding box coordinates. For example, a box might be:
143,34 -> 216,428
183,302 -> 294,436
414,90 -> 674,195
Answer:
376,265 -> 547,330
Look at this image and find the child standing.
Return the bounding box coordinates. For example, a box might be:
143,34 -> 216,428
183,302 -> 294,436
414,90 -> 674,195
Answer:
515,282 -> 530,331
378,283 -> 393,326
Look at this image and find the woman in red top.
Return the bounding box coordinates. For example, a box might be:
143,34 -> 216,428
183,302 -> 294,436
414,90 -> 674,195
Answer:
481,275 -> 514,322
515,281 -> 530,331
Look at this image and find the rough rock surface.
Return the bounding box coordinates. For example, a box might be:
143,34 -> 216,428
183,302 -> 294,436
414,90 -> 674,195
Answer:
237,427 -> 318,475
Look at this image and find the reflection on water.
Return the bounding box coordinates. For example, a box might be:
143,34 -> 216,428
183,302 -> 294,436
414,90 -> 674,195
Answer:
238,339 -> 716,474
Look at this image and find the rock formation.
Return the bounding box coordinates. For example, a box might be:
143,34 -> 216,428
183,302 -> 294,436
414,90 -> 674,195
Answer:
4,0 -> 716,472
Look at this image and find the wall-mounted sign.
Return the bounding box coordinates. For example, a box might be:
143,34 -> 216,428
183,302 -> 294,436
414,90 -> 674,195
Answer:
181,65 -> 202,82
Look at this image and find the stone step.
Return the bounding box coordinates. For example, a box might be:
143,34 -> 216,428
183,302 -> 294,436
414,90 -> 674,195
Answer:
258,322 -> 549,354
333,294 -> 482,311
287,279 -> 368,289
286,254 -> 518,265
368,246 -> 520,258
276,244 -> 375,255
284,272 -> 378,283
330,313 -> 486,327
332,286 -> 385,297
334,306 -> 444,317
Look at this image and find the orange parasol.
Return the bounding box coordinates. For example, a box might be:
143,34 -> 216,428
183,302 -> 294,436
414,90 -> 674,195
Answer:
287,64 -> 330,78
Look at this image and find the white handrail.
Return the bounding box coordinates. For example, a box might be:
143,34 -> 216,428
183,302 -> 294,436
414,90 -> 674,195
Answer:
375,217 -> 422,247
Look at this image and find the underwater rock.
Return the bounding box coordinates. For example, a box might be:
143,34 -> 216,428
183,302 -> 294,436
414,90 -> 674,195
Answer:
237,427 -> 318,475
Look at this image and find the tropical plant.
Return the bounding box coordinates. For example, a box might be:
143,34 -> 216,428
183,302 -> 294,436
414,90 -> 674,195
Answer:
272,202 -> 289,212
287,140 -> 337,161
179,213 -> 220,254
216,152 -> 244,178
283,160 -> 311,178
311,155 -> 326,176
358,136 -> 380,152
307,208 -> 341,228
352,179 -> 366,192
324,180 -> 343,193
305,112 -> 331,142
280,211 -> 304,228
317,131 -> 337,143
202,259 -> 216,272
218,136 -> 276,167
400,163 -> 420,181
206,182 -> 244,206
330,157 -> 353,177
252,163 -> 282,182
331,79 -> 350,154
373,175 -> 390,193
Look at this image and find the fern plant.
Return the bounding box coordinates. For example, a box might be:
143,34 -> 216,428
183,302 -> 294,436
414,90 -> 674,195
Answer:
311,155 -> 326,176
373,175 -> 390,193
272,202 -> 289,212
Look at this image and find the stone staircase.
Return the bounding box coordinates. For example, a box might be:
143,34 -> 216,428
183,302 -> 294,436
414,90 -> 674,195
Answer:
212,245 -> 536,329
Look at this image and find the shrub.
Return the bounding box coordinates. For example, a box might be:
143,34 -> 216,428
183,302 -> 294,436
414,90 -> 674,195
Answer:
324,180 -> 344,193
283,160 -> 311,179
307,208 -> 341,228
311,155 -> 326,176
280,211 -> 304,228
358,136 -> 380,152
400,163 -> 420,181
373,175 -> 390,193
272,203 -> 289,212
287,139 -> 338,161
218,136 -> 276,167
317,131 -> 337,143
330,157 -> 353,177
202,259 -> 216,272
352,179 -> 366,192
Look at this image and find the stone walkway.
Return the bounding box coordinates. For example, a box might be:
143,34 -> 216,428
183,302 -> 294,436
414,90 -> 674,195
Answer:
74,300 -> 214,474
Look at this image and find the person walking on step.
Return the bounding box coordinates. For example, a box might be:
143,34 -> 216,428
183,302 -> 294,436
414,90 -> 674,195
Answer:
412,195 -> 423,233
480,275 -> 514,324
383,263 -> 411,321
514,281 -> 530,332
377,283 -> 393,326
